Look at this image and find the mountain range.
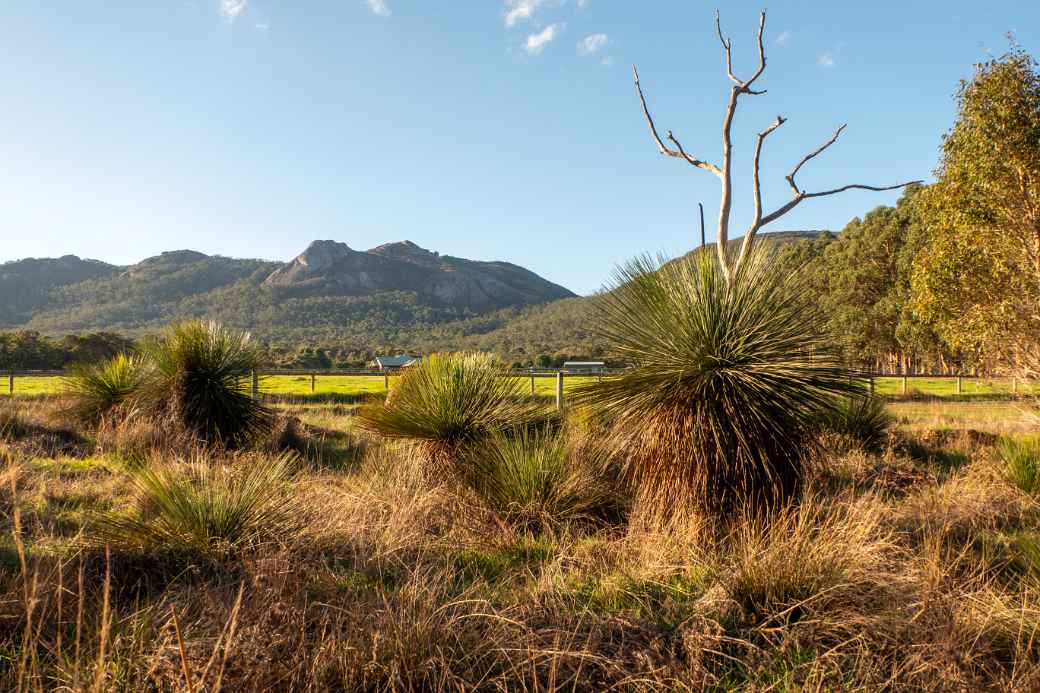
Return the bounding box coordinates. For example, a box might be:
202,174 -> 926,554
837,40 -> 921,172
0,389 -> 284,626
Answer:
0,239 -> 573,341
0,232 -> 831,355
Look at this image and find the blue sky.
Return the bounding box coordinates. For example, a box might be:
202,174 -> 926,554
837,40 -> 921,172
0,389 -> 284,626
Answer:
1,1 -> 1037,295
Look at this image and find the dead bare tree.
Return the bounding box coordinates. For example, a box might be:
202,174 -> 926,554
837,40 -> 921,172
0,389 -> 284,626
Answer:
634,9 -> 921,283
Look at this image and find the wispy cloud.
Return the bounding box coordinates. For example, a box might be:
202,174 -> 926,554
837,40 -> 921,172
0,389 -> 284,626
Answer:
504,0 -> 555,27
776,31 -> 792,47
365,0 -> 391,17
219,0 -> 247,21
577,0 -> 590,8
255,20 -> 270,30
525,23 -> 563,55
817,52 -> 836,68
578,33 -> 609,55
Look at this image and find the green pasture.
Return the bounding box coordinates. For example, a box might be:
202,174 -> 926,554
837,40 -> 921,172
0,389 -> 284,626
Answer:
872,376 -> 1037,397
3,373 -> 1037,400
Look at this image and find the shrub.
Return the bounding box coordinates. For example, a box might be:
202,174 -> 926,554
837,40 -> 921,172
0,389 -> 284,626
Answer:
457,426 -> 619,530
818,394 -> 892,452
93,452 -> 299,560
1001,435 -> 1040,494
141,320 -> 272,447
573,248 -> 857,516
64,353 -> 146,424
355,352 -> 543,466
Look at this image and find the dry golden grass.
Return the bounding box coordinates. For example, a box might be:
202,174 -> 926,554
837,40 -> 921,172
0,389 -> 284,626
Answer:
0,396 -> 1038,690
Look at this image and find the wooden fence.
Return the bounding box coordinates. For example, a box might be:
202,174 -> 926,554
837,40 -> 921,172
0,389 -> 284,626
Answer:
2,369 -> 1033,410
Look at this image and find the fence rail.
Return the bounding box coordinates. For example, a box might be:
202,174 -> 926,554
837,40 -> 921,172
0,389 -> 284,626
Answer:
2,369 -> 1034,407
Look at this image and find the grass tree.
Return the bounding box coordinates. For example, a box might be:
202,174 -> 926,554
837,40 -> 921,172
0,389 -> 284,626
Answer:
457,425 -> 618,531
64,352 -> 147,424
94,452 -> 299,561
141,320 -> 272,447
582,8 -> 919,516
355,352 -> 543,469
574,248 -> 858,515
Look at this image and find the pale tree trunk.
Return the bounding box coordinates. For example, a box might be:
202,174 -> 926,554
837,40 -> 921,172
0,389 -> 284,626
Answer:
633,9 -> 919,283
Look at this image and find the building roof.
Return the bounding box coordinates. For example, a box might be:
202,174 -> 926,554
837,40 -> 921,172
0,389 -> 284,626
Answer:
374,355 -> 420,368
563,361 -> 606,367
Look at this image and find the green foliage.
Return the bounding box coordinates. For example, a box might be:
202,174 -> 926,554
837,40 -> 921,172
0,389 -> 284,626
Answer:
355,352 -> 542,463
0,330 -> 134,371
573,247 -> 857,515
819,394 -> 892,453
141,320 -> 272,447
94,452 -> 299,559
910,45 -> 1040,373
456,426 -> 618,529
1001,435 -> 1040,495
64,353 -> 146,424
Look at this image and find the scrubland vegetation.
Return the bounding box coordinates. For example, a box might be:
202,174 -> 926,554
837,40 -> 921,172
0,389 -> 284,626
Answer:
0,9 -> 1037,693
2,262 -> 1040,691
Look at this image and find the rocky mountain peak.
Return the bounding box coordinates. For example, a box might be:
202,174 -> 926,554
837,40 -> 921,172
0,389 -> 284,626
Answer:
368,240 -> 441,268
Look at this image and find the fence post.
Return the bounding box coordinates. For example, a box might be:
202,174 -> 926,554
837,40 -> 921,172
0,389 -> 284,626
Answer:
955,376 -> 962,396
250,370 -> 259,399
1013,377 -> 1018,396
310,373 -> 316,393
7,371 -> 13,396
555,371 -> 564,411
869,375 -> 875,396
530,368 -> 535,396
384,372 -> 390,390
901,376 -> 907,395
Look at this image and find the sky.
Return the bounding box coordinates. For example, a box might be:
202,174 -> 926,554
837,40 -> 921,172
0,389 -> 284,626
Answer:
1,1 -> 1038,295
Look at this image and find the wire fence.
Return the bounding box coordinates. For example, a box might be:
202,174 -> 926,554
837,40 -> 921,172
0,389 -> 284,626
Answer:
2,368 -> 1035,407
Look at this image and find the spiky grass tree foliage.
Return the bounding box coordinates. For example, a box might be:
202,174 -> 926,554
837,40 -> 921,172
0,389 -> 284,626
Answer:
458,426 -> 618,530
64,353 -> 146,424
94,452 -> 299,560
573,248 -> 858,516
142,320 -> 272,447
356,352 -> 542,467
819,394 -> 892,453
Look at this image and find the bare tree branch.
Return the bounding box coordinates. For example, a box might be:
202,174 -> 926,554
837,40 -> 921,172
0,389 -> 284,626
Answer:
802,181 -> 923,199
633,65 -> 721,176
635,8 -> 921,282
736,116 -> 786,269
786,124 -> 847,194
752,116 -> 787,220
755,123 -> 922,228
715,10 -> 767,95
713,10 -> 769,279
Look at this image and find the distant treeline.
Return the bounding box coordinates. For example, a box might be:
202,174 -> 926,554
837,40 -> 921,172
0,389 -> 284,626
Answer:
0,332 -> 136,371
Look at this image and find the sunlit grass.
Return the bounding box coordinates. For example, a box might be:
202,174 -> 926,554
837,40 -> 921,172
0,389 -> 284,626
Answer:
6,373 -> 1036,399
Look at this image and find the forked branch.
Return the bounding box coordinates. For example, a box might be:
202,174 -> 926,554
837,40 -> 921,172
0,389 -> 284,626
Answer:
759,125 -> 922,228
633,66 -> 721,176
716,9 -> 767,95
634,8 -> 920,281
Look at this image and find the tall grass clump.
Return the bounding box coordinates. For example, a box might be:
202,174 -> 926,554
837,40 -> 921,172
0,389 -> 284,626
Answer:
1001,434 -> 1040,495
574,247 -> 858,516
356,352 -> 542,467
141,320 -> 272,447
819,393 -> 892,452
94,452 -> 299,560
457,426 -> 618,530
63,352 -> 146,424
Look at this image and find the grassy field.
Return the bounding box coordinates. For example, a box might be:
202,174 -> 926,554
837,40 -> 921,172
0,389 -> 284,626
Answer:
1,386 -> 1039,689
3,373 -> 1036,399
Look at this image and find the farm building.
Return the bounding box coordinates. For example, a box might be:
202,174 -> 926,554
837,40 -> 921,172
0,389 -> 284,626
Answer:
372,355 -> 421,370
562,361 -> 606,373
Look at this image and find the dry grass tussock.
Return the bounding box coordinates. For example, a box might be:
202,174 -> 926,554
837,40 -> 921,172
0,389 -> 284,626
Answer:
1,396 -> 1040,690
